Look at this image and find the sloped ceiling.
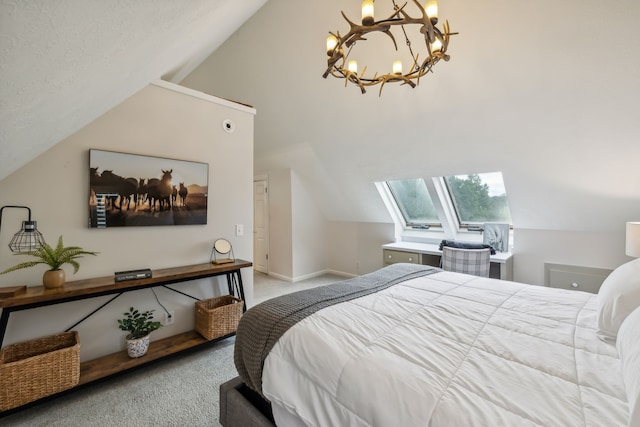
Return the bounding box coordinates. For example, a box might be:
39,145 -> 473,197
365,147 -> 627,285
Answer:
2,0 -> 639,233
181,0 -> 640,231
0,0 -> 267,181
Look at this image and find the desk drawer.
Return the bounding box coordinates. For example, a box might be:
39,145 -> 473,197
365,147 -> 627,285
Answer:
545,263 -> 612,294
383,249 -> 421,265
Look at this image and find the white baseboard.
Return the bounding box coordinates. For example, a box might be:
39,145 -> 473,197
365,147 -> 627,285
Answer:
268,269 -> 356,283
267,272 -> 293,282
325,269 -> 357,279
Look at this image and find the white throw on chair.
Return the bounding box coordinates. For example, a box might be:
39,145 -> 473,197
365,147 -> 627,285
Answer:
441,247 -> 491,277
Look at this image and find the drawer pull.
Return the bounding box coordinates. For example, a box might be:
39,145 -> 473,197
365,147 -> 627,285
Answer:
571,282 -> 579,288
408,257 -> 413,262
388,255 -> 392,259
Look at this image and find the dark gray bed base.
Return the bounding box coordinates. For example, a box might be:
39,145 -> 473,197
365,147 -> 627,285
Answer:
220,376 -> 276,427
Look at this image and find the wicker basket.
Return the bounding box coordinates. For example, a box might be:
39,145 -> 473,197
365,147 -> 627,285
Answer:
0,331 -> 80,411
195,296 -> 244,340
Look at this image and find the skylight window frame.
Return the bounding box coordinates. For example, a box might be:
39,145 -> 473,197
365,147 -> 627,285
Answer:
377,172 -> 513,244
441,172 -> 513,231
385,180 -> 442,230
442,177 -> 482,230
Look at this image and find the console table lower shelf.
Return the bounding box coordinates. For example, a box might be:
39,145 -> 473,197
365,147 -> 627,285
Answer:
79,330 -> 229,385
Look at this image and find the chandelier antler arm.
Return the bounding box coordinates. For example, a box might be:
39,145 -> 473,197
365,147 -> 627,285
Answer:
378,81 -> 388,96
329,4 -> 432,67
340,11 -> 392,44
419,57 -> 436,74
380,29 -> 399,51
360,65 -> 369,80
377,74 -> 417,96
420,22 -> 454,62
346,70 -> 368,94
324,30 -> 344,79
443,20 -> 457,45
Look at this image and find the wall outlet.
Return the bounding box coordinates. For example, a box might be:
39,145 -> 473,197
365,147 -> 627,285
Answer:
235,224 -> 244,236
164,311 -> 175,326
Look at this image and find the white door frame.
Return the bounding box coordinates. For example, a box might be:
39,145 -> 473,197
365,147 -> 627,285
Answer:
253,176 -> 269,273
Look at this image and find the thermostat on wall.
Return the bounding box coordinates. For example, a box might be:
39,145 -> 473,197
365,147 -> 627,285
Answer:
222,119 -> 235,133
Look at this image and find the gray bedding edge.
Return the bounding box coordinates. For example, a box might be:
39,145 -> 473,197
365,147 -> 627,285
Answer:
234,263 -> 440,396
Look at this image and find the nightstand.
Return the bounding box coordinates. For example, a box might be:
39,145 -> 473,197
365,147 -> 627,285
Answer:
544,263 -> 612,294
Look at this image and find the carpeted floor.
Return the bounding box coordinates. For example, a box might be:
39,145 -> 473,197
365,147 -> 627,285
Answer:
2,338 -> 237,427
1,272 -> 345,426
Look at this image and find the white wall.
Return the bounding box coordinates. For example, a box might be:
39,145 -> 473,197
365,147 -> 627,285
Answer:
0,82 -> 255,361
513,228 -> 631,285
291,170 -> 327,279
327,221 -> 395,276
264,168 -> 329,282
266,169 -> 293,280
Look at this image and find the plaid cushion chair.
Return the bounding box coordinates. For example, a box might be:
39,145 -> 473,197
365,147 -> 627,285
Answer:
441,247 -> 491,277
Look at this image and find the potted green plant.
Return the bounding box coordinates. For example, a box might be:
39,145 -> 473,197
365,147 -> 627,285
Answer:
0,235 -> 98,289
117,307 -> 163,358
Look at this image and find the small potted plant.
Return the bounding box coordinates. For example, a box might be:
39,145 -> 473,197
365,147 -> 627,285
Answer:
0,235 -> 98,289
117,307 -> 163,358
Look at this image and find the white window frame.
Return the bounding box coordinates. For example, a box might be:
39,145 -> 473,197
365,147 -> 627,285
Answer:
377,174 -> 513,247
376,180 -> 447,244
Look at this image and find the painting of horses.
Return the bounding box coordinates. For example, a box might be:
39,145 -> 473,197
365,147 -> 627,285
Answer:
89,149 -> 208,228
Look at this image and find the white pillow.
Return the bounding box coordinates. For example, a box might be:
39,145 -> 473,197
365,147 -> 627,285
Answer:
597,258 -> 640,342
617,306 -> 640,427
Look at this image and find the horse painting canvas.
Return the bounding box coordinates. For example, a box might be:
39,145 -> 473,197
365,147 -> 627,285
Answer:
89,149 -> 208,228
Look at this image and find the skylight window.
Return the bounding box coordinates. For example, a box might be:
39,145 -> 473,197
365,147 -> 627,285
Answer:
443,172 -> 512,227
380,171 -> 513,240
387,179 -> 440,228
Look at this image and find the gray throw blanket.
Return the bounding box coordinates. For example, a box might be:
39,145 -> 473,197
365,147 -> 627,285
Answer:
234,263 -> 440,396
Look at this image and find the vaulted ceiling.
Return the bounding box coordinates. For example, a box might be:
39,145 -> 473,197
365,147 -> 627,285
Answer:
0,0 -> 267,180
2,0 -> 639,232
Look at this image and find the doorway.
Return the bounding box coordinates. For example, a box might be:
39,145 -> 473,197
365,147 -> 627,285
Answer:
253,179 -> 269,273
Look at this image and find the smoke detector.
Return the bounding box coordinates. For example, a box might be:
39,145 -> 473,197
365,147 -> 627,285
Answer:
222,119 -> 235,133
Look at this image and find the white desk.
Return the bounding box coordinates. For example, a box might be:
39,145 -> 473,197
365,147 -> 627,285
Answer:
383,242 -> 513,281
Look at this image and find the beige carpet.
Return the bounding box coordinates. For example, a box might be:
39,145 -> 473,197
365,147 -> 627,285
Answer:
2,338 -> 236,427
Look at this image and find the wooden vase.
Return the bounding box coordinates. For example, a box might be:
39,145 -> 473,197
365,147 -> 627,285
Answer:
43,269 -> 65,289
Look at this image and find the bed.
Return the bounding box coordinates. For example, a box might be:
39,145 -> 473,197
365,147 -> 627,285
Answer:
223,261 -> 640,427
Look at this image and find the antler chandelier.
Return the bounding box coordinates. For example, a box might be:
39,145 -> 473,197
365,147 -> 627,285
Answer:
323,0 -> 457,95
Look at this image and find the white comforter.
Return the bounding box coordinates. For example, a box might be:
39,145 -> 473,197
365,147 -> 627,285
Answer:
262,271 -> 629,426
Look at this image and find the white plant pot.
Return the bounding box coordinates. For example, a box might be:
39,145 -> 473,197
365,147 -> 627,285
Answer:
126,334 -> 150,358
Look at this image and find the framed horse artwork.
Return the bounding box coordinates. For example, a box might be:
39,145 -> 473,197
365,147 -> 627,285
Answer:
88,149 -> 208,228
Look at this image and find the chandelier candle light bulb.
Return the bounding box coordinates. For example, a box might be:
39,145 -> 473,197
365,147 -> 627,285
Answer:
393,60 -> 403,75
348,60 -> 358,73
326,35 -> 338,55
431,39 -> 443,52
362,0 -> 375,25
425,1 -> 439,23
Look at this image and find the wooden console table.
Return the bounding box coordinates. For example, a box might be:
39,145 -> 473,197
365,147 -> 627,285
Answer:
0,259 -> 252,410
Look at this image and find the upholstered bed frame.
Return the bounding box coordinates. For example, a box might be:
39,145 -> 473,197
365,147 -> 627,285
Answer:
219,376 -> 274,427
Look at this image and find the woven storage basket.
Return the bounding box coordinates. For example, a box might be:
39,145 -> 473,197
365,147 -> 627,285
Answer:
195,295 -> 244,340
0,331 -> 80,411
